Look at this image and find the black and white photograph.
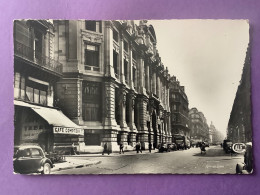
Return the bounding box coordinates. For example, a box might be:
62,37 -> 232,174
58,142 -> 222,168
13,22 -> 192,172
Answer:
13,19 -> 252,175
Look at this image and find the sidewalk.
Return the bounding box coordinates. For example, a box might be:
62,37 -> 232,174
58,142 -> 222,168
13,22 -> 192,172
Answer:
52,158 -> 101,172
65,149 -> 159,158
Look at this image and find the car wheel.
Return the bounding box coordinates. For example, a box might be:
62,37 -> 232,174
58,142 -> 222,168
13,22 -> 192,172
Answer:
42,163 -> 51,174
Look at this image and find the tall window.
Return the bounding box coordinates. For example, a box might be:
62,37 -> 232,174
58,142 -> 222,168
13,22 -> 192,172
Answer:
85,20 -> 102,33
34,30 -> 43,60
132,67 -> 136,88
25,79 -> 48,105
124,40 -> 128,52
82,82 -> 102,121
84,44 -> 99,68
113,50 -> 119,78
113,29 -> 119,42
132,50 -> 137,61
124,59 -> 128,84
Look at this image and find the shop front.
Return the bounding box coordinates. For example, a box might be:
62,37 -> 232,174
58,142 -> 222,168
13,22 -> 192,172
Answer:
14,100 -> 85,154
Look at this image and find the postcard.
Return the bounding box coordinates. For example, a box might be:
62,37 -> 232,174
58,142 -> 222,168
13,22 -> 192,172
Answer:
13,19 -> 252,174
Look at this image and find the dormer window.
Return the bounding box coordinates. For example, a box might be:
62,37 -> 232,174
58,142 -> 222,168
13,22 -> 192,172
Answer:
85,20 -> 102,33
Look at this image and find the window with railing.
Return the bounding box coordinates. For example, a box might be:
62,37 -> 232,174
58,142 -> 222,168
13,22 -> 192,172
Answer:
82,82 -> 102,121
14,21 -> 62,74
84,44 -> 100,71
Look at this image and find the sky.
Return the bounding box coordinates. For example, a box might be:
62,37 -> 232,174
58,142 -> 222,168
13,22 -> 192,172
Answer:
149,19 -> 249,137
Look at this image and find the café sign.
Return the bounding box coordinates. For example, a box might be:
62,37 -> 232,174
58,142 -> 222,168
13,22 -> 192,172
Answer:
232,143 -> 246,153
53,126 -> 84,136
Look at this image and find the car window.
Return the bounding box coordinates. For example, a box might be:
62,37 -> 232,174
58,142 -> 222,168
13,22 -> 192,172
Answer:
31,148 -> 42,157
17,149 -> 31,158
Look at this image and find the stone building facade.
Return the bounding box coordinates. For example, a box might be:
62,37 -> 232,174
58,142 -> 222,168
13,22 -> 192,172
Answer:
227,45 -> 251,143
189,107 -> 209,142
53,20 -> 171,152
14,20 -> 84,153
169,77 -> 190,138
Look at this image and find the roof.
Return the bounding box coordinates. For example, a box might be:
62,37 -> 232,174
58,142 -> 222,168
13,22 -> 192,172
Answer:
14,145 -> 42,150
14,100 -> 83,129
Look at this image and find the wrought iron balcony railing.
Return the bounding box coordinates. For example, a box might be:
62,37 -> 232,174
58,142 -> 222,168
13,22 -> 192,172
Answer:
14,40 -> 63,75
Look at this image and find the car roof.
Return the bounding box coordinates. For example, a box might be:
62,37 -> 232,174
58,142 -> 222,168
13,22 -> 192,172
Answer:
14,145 -> 43,150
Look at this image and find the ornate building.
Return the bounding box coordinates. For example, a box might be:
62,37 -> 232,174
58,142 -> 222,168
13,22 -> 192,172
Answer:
14,20 -> 84,153
209,121 -> 223,144
227,45 -> 251,143
189,107 -> 209,142
169,77 -> 190,138
53,20 -> 171,152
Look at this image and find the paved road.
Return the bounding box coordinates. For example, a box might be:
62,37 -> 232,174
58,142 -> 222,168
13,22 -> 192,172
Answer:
53,146 -> 243,174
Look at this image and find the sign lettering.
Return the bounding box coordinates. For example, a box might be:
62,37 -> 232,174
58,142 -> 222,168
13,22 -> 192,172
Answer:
53,127 -> 84,136
232,143 -> 246,153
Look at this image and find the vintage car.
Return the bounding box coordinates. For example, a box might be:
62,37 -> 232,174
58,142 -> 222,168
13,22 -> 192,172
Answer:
204,141 -> 210,147
236,142 -> 253,174
13,145 -> 54,174
158,143 -> 171,153
168,143 -> 177,151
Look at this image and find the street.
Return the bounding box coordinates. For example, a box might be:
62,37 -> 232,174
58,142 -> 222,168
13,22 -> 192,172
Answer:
53,145 -> 243,174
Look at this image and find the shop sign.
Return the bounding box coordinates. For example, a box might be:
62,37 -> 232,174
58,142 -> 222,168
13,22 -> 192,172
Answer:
53,126 -> 84,136
232,143 -> 246,153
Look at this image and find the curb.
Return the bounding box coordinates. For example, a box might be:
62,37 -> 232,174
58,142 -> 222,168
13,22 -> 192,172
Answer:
52,160 -> 101,172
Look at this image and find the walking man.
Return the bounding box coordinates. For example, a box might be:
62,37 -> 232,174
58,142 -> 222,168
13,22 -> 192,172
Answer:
102,142 -> 110,155
149,142 -> 152,153
119,142 -> 124,154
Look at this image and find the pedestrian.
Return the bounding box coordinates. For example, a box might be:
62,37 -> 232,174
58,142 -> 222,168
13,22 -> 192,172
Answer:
136,142 -> 140,153
119,142 -> 124,154
102,142 -> 110,155
153,142 -> 156,150
71,143 -> 76,155
139,142 -> 142,153
149,142 -> 152,153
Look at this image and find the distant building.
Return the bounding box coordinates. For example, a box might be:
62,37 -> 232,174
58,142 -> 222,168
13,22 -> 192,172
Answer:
227,45 -> 251,143
169,77 -> 190,139
189,108 -> 209,141
209,121 -> 223,144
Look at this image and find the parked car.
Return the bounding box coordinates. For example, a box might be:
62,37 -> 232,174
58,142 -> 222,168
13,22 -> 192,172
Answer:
168,143 -> 177,151
236,142 -> 253,174
204,141 -> 210,147
223,139 -> 233,153
13,145 -> 53,174
158,143 -> 171,153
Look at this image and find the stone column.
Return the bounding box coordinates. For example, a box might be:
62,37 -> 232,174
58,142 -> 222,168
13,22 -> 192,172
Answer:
136,95 -> 149,149
104,21 -> 116,78
152,68 -> 157,95
128,91 -> 137,147
137,53 -> 146,95
129,43 -> 134,90
119,87 -> 129,131
145,64 -> 150,93
119,33 -> 126,84
156,73 -> 160,98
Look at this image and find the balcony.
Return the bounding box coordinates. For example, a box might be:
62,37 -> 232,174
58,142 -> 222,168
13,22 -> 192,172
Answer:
14,40 -> 63,76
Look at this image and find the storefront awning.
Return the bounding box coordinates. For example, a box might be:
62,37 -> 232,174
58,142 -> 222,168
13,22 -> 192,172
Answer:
14,100 -> 84,135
